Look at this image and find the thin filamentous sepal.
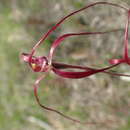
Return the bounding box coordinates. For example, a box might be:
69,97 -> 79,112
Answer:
52,62 -> 130,77
124,10 -> 130,62
29,2 -> 128,61
52,63 -> 120,79
109,10 -> 130,65
48,29 -> 121,62
34,73 -> 118,125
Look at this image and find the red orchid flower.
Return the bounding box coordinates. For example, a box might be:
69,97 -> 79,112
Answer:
21,2 -> 130,125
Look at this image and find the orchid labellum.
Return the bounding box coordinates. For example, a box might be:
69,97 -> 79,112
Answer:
21,2 -> 130,125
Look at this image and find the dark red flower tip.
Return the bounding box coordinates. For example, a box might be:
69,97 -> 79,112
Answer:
109,58 -> 126,64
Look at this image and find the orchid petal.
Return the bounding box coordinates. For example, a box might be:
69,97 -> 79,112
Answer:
52,62 -> 130,77
52,64 -> 120,79
21,53 -> 30,62
34,72 -> 118,125
49,30 -> 121,61
123,10 -> 130,62
30,2 -> 128,59
34,73 -> 105,125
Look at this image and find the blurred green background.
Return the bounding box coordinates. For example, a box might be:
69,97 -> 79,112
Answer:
1,0 -> 130,130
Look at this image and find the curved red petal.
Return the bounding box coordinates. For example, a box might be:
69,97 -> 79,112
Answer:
30,2 -> 128,61
49,30 -> 121,61
52,62 -> 130,77
52,64 -> 120,79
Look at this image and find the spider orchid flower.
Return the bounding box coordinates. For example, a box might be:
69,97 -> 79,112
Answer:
21,2 -> 130,125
